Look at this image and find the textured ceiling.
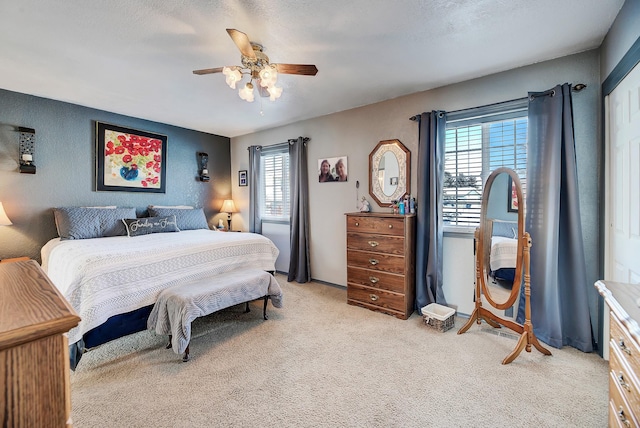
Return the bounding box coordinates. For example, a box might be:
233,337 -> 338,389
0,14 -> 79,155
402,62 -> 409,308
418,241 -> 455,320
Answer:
0,0 -> 625,137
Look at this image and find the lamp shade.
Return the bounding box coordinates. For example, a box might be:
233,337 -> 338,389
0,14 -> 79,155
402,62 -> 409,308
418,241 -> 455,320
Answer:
0,202 -> 13,226
221,199 -> 238,214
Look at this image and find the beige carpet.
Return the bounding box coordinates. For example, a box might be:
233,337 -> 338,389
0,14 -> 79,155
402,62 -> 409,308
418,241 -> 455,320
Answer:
70,274 -> 608,427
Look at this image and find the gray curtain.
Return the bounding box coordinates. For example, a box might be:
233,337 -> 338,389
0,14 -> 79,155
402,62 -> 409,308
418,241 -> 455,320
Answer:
248,145 -> 262,234
287,137 -> 311,283
414,111 -> 447,312
517,83 -> 593,352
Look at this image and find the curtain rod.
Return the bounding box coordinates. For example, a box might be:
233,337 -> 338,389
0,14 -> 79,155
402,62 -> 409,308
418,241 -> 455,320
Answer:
246,137 -> 310,151
410,83 -> 587,121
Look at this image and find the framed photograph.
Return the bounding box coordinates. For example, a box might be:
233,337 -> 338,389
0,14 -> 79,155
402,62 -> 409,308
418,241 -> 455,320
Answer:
318,155 -> 348,182
507,176 -> 518,212
96,122 -> 167,193
239,170 -> 248,187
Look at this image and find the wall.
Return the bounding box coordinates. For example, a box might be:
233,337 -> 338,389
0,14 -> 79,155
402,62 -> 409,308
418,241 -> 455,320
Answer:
600,0 -> 640,80
231,50 -> 601,316
0,89 -> 231,261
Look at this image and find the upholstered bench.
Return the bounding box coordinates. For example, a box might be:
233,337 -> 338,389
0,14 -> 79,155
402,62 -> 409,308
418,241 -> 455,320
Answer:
147,269 -> 283,361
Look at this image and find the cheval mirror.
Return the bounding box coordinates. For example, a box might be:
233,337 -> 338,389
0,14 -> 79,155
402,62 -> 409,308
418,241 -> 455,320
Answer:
457,167 -> 551,364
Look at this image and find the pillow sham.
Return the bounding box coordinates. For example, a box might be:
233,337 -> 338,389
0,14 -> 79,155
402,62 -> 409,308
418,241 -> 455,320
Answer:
54,207 -> 137,240
491,220 -> 518,239
147,207 -> 209,230
148,205 -> 193,209
122,215 -> 179,237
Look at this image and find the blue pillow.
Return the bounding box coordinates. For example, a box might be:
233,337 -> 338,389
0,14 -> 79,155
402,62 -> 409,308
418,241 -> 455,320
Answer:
54,207 -> 137,240
122,216 -> 179,237
492,221 -> 517,239
147,207 -> 209,230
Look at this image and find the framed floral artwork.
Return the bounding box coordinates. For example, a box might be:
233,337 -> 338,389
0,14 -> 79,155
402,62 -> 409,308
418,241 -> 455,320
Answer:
96,122 -> 167,193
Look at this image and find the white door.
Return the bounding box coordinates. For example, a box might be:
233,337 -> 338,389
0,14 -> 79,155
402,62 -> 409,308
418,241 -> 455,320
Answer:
607,62 -> 640,284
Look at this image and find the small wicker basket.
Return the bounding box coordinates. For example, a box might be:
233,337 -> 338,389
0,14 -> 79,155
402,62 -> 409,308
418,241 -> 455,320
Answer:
421,303 -> 455,332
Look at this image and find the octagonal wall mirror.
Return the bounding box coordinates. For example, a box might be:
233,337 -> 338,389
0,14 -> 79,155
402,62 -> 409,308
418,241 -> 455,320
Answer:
369,139 -> 410,206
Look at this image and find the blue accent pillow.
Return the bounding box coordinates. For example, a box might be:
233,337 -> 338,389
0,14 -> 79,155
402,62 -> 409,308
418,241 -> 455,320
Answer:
54,207 -> 137,240
122,215 -> 179,237
147,207 -> 209,230
492,221 -> 517,239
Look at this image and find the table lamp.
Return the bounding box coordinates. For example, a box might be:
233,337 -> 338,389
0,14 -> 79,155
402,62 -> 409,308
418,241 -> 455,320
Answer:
220,199 -> 238,231
0,202 -> 12,226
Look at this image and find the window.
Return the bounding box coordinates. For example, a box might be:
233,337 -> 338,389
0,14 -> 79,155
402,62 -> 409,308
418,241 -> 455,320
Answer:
260,146 -> 290,221
443,99 -> 528,229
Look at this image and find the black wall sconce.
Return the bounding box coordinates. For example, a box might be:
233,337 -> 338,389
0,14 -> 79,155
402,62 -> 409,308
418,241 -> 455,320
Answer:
19,127 -> 36,174
198,152 -> 210,182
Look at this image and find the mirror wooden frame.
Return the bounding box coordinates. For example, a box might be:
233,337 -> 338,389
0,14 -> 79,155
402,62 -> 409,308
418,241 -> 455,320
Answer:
369,139 -> 410,206
457,167 -> 551,364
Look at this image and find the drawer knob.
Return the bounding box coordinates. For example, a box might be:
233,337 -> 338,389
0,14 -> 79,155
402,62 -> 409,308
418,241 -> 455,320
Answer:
618,337 -> 632,355
388,224 -> 393,229
617,372 -> 631,392
369,294 -> 379,301
369,276 -> 379,284
368,240 -> 379,247
355,222 -> 359,226
369,258 -> 379,265
617,406 -> 631,427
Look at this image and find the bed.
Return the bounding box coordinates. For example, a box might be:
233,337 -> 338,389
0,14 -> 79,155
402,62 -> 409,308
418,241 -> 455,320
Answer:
41,206 -> 280,368
488,220 -> 518,283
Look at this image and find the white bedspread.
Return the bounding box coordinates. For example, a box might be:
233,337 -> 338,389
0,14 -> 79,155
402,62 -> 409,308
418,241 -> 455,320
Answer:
41,230 -> 279,344
490,236 -> 518,271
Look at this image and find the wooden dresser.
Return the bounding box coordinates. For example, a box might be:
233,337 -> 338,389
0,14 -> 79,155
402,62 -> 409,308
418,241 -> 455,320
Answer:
594,280 -> 640,427
0,260 -> 81,427
345,212 -> 415,319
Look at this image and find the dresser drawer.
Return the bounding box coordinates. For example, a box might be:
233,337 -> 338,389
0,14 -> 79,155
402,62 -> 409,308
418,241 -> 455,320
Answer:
610,337 -> 640,416
347,283 -> 406,313
346,215 -> 405,236
609,370 -> 639,427
347,250 -> 405,275
346,233 -> 405,255
347,267 -> 405,293
611,313 -> 640,375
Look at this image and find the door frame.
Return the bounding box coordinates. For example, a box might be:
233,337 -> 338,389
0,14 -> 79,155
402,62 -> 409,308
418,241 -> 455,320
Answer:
598,36 -> 640,357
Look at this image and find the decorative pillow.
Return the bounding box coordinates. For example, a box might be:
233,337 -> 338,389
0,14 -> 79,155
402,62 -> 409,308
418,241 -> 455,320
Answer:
148,205 -> 193,209
491,220 -> 518,239
122,215 -> 179,237
147,207 -> 209,230
54,207 -> 137,240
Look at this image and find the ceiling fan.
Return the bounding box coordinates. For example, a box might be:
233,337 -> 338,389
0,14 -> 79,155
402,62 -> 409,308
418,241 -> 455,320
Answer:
193,29 -> 318,102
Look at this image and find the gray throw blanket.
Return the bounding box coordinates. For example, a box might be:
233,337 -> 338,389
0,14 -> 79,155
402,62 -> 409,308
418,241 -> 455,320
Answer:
147,269 -> 283,354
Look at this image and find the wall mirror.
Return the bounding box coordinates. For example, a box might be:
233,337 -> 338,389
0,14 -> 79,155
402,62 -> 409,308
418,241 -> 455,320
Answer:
369,139 -> 410,206
458,167 -> 551,364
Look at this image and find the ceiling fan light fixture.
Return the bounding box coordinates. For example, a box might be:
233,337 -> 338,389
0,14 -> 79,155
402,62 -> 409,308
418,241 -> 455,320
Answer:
222,66 -> 242,89
258,65 -> 278,88
239,82 -> 255,102
267,85 -> 283,101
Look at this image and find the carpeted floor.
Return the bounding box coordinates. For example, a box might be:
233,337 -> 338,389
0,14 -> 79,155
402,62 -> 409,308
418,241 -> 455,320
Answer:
70,274 -> 608,427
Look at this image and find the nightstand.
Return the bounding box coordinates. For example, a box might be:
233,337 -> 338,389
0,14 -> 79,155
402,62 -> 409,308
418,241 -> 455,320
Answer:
0,257 -> 30,263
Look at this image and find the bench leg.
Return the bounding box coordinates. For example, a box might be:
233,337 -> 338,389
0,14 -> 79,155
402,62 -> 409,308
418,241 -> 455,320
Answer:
183,345 -> 189,362
244,302 -> 250,313
166,335 -> 172,349
263,296 -> 269,320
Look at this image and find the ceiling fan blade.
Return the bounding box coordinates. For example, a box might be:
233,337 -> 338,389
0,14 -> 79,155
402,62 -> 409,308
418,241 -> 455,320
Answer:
226,29 -> 256,60
275,64 -> 318,76
192,67 -> 224,75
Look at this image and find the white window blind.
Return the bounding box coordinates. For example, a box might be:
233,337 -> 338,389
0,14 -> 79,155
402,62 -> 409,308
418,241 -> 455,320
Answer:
260,147 -> 290,220
444,100 -> 527,228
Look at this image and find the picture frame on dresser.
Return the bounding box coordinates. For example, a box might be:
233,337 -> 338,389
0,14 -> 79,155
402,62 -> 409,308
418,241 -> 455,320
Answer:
96,121 -> 167,193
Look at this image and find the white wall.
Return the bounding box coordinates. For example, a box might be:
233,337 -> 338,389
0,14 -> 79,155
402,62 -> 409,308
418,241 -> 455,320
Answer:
230,50 -> 601,315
